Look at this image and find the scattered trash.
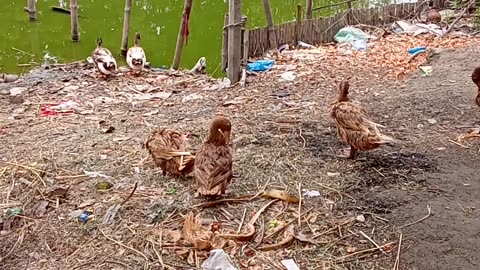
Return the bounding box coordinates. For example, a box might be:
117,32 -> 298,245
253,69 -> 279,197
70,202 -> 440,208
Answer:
280,71 -> 296,81
246,59 -> 275,72
79,209 -> 95,223
218,77 -> 231,90
352,39 -> 368,51
190,57 -> 207,74
278,43 -> 289,52
356,214 -> 366,223
334,27 -> 370,44
420,66 -> 433,76
41,100 -> 79,116
281,259 -> 300,270
96,181 -> 113,190
408,46 -> 427,54
143,109 -> 159,116
102,182 -> 137,224
297,41 -> 314,49
427,118 -> 437,125
68,209 -> 84,218
393,20 -> 445,36
182,93 -> 204,103
5,207 -> 23,219
1,74 -> 20,83
201,249 -> 237,270
84,171 -> 111,178
302,189 -> 322,198
99,154 -> 108,160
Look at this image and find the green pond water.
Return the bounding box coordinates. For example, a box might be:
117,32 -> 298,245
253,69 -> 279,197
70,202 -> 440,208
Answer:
0,0 -> 348,76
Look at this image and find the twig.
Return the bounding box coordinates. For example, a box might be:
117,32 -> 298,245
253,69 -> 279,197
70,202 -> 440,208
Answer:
449,139 -> 469,148
192,191 -> 263,208
149,238 -> 168,270
398,205 -> 432,229
444,0 -> 475,37
120,182 -> 138,206
12,47 -> 35,57
393,233 -> 403,270
100,229 -> 149,261
335,241 -> 396,261
359,230 -> 386,255
297,181 -> 302,227
237,208 -> 247,233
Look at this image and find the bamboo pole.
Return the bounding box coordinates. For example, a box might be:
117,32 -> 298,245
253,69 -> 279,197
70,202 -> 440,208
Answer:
262,0 -> 278,49
70,0 -> 79,41
120,0 -> 133,57
172,0 -> 193,70
306,0 -> 313,19
221,14 -> 229,73
346,0 -> 353,25
227,0 -> 242,83
27,0 -> 36,21
295,4 -> 303,44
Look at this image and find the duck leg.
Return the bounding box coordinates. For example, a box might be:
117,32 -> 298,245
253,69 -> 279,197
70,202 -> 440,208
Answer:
348,146 -> 357,160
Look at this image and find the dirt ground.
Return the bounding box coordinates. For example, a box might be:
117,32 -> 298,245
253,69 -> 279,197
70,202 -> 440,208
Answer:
0,40 -> 479,270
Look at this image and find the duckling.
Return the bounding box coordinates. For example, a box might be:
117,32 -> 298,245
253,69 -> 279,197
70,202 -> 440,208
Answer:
471,67 -> 480,107
329,80 -> 394,159
426,7 -> 441,23
126,32 -> 146,75
92,37 -> 117,78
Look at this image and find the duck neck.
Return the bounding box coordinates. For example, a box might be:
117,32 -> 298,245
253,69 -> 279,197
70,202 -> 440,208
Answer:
206,127 -> 226,146
134,34 -> 140,47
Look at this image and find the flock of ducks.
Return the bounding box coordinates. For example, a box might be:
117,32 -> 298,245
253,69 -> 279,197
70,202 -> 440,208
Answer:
91,32 -> 147,77
144,79 -> 395,199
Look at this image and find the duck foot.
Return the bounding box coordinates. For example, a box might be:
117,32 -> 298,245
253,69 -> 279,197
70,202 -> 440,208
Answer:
336,147 -> 357,160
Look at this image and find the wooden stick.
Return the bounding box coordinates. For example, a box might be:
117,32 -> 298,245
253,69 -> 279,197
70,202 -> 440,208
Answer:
262,0 -> 278,49
297,181 -> 302,227
227,0 -> 242,83
120,0 -> 133,57
70,0 -> 79,41
295,5 -> 303,44
393,233 -> 403,270
306,0 -> 313,19
398,205 -> 432,229
27,0 -> 36,21
172,0 -> 193,70
221,14 -> 229,73
359,230 -> 386,255
335,241 -> 396,261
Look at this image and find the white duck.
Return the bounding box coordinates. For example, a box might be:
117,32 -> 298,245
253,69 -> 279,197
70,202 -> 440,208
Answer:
91,37 -> 117,78
126,32 -> 146,74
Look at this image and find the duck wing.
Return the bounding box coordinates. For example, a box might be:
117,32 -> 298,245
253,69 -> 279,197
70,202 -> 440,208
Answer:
194,143 -> 232,196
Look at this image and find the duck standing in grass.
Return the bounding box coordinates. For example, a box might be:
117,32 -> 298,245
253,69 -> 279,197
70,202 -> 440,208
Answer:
91,37 -> 117,78
194,116 -> 233,199
329,79 -> 394,159
145,128 -> 196,177
471,67 -> 480,107
126,32 -> 146,75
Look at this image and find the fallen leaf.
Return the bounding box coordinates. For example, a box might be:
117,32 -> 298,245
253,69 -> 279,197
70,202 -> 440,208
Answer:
262,189 -> 299,203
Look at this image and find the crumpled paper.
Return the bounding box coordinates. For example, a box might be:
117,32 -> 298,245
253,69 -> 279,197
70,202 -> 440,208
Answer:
201,249 -> 237,270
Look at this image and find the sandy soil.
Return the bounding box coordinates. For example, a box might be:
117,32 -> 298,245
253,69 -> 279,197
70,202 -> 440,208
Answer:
0,41 -> 479,270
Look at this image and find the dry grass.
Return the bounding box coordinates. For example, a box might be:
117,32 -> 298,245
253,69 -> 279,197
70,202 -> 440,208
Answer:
0,33 -> 477,269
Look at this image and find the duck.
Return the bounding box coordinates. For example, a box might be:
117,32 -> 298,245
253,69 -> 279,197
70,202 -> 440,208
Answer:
426,7 -> 441,23
126,32 -> 147,74
145,128 -> 196,177
194,116 -> 233,199
92,37 -> 117,78
329,80 -> 394,159
471,67 -> 480,107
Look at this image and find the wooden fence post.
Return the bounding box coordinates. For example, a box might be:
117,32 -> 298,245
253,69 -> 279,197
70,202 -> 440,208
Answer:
346,0 -> 353,25
295,4 -> 303,44
221,14 -> 229,73
70,0 -> 79,41
27,0 -> 36,21
262,0 -> 278,49
120,0 -> 133,57
241,16 -> 249,66
227,0 -> 242,83
306,0 -> 313,19
172,0 -> 193,70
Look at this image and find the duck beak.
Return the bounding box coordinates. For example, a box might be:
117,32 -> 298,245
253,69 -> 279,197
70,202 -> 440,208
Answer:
223,131 -> 231,145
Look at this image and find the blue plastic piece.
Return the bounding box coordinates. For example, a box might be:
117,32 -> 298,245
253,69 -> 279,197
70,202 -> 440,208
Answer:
408,46 -> 426,54
246,59 -> 275,72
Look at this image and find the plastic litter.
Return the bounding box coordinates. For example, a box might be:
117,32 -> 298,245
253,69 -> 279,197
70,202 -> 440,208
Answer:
246,59 -> 274,72
420,66 -> 433,76
334,27 -> 369,44
201,249 -> 237,270
281,259 -> 300,270
41,100 -> 79,116
408,46 -> 427,54
352,39 -> 368,51
297,40 -> 314,49
280,71 -> 296,81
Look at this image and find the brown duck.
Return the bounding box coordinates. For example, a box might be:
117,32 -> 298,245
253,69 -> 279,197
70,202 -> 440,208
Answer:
194,116 -> 233,198
145,128 -> 195,177
471,67 -> 480,107
329,80 -> 394,159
